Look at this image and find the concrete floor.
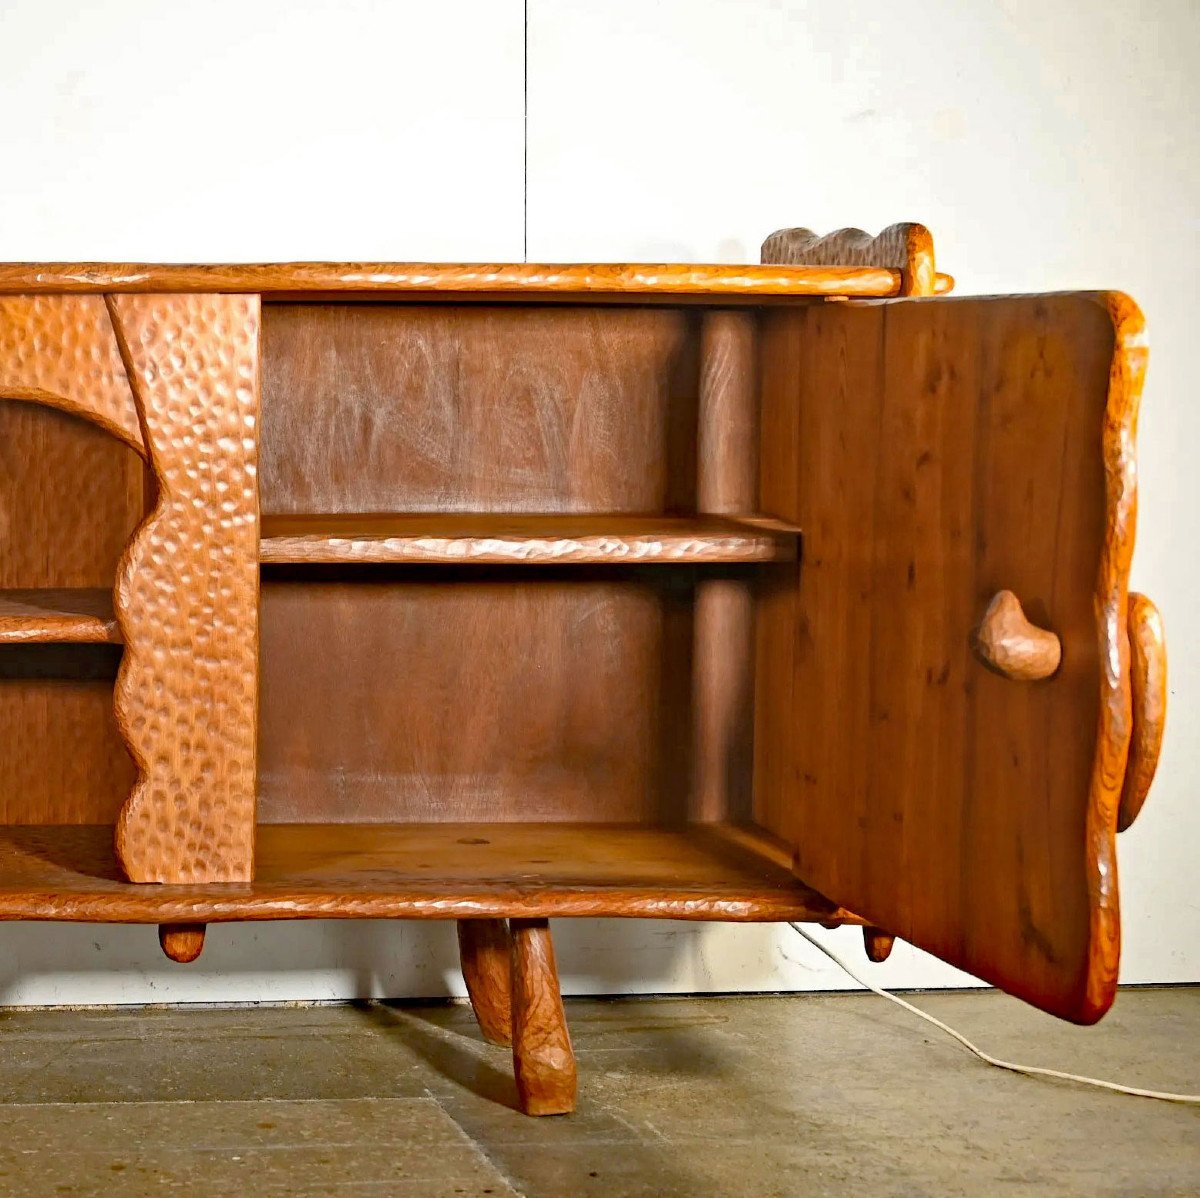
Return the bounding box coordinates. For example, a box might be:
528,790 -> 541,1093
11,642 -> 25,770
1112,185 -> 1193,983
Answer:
0,990 -> 1194,1197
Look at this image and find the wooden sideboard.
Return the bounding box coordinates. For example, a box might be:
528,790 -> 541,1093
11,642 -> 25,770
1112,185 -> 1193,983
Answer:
0,224 -> 1166,1116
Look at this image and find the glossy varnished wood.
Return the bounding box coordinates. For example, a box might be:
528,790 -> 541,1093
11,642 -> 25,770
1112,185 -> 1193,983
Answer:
108,295 -> 261,884
510,919 -> 576,1116
972,589 -> 1063,681
0,261 -> 933,300
158,923 -> 206,963
0,589 -> 119,644
259,513 -> 797,565
458,919 -> 513,1046
1118,592 -> 1166,832
756,292 -> 1143,1023
0,824 -> 852,924
863,928 -> 896,963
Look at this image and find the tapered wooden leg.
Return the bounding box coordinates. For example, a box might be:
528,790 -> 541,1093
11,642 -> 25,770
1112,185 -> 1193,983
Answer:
509,918 -> 576,1116
159,923 -> 206,963
457,919 -> 513,1046
864,927 -> 895,963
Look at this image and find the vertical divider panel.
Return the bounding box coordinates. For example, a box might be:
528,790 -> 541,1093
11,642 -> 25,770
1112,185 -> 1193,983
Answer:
108,294 -> 261,883
691,311 -> 758,823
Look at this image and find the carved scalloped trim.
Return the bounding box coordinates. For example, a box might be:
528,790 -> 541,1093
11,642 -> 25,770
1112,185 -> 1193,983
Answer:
108,293 -> 260,884
0,295 -> 145,455
760,223 -> 937,296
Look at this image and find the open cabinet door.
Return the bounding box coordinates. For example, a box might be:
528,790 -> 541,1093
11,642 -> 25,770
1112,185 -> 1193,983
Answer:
755,293 -> 1145,1023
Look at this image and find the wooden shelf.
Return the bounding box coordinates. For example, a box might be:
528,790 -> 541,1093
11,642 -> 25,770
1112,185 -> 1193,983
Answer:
259,513 -> 800,566
0,824 -> 856,924
0,589 -> 120,644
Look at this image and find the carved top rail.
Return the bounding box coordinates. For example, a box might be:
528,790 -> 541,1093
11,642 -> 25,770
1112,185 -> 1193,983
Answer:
0,261 -> 953,300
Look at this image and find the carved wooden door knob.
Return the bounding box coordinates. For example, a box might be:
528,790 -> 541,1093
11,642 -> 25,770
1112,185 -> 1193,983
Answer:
972,590 -> 1061,681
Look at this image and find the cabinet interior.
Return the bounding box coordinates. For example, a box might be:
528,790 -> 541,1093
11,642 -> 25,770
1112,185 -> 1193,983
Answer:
0,299 -> 831,915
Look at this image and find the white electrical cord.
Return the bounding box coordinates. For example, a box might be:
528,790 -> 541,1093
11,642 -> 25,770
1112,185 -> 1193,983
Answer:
788,922 -> 1200,1105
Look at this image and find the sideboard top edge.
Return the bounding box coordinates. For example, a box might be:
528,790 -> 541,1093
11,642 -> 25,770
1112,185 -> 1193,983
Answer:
0,261 -> 910,298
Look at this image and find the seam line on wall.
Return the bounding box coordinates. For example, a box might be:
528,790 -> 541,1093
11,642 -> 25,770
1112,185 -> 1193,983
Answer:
523,0 -> 529,262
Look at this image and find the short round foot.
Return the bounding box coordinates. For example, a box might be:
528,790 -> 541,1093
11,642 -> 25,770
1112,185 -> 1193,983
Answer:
159,923 -> 206,963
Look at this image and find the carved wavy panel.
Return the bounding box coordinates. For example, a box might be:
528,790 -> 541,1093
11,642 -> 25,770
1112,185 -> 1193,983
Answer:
108,294 -> 261,883
1082,292 -> 1147,1015
761,222 -> 937,296
0,295 -> 143,453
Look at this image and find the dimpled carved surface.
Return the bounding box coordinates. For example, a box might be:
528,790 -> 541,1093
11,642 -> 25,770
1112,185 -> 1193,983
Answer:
108,294 -> 260,883
0,295 -> 143,452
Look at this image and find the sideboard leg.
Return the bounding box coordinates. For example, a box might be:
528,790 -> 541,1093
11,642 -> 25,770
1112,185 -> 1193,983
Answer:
509,918 -> 576,1116
159,923 -> 206,963
863,927 -> 896,962
457,918 -> 513,1046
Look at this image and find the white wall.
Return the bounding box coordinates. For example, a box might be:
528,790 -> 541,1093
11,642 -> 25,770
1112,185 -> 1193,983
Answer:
0,0 -> 1195,1004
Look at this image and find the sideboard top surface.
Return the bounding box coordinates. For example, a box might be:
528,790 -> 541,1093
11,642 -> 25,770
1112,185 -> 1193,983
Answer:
0,261 -> 952,300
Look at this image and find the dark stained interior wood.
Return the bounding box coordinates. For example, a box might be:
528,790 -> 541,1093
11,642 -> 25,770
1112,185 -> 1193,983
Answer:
0,824 -> 854,925
259,512 -> 797,566
0,403 -> 143,823
755,294 -> 1120,1023
258,567 -> 699,825
260,304 -> 700,517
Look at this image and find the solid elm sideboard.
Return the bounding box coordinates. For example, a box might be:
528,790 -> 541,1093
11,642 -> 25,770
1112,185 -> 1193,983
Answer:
0,224 -> 1167,1116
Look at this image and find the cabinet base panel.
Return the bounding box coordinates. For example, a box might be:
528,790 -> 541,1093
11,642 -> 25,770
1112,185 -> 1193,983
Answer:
0,824 -> 857,925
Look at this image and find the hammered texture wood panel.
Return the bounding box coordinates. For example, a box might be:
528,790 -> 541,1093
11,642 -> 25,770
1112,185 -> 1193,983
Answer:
0,295 -> 144,452
108,294 -> 261,884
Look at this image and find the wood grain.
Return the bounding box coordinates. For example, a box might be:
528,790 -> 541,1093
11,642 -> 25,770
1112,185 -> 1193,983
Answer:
972,589 -> 1062,681
0,824 -> 852,924
693,311 -> 758,823
0,589 -> 119,644
1118,593 -> 1166,832
760,223 -> 938,297
259,513 -> 796,565
756,292 -> 1143,1024
258,570 -> 696,826
0,403 -> 143,824
0,295 -> 144,453
0,261 -> 923,300
158,923 -> 206,963
260,304 -> 699,517
510,919 -> 576,1116
107,295 -> 261,884
458,919 -> 513,1045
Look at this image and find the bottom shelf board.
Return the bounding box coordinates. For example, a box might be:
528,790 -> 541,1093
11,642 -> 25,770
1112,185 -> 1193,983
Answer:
0,823 -> 856,924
